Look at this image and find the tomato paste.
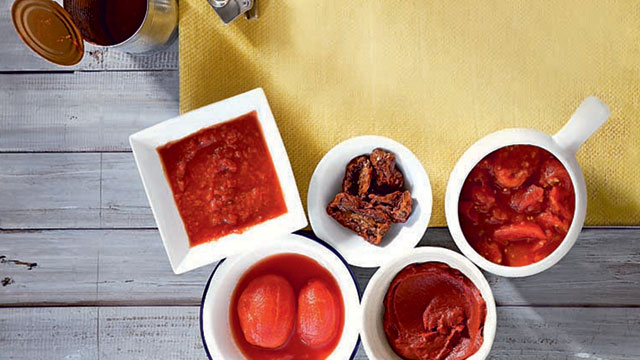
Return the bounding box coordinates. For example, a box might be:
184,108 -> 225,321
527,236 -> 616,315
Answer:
230,253 -> 345,360
459,145 -> 575,266
383,262 -> 486,360
157,111 -> 287,247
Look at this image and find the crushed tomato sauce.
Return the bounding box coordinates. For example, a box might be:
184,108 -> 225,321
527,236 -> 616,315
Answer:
157,111 -> 287,247
459,145 -> 575,266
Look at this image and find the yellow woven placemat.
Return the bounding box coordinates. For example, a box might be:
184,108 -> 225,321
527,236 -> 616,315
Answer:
180,0 -> 640,226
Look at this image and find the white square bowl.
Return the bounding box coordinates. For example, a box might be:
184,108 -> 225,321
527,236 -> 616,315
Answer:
129,88 -> 308,274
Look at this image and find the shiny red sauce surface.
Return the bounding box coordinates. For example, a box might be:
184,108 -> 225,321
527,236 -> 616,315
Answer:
157,111 -> 287,247
383,262 -> 486,360
230,253 -> 345,360
459,145 -> 575,266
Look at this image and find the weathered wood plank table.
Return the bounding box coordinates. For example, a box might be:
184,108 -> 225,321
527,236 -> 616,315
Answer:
1,1 -> 638,358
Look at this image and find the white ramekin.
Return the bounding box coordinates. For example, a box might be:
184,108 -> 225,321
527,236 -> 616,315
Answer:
200,233 -> 361,360
445,96 -> 610,277
360,247 -> 497,360
308,135 -> 432,268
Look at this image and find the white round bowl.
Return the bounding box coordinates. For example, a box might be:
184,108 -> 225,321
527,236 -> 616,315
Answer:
445,97 -> 610,277
360,247 -> 497,360
200,233 -> 361,360
308,135 -> 432,268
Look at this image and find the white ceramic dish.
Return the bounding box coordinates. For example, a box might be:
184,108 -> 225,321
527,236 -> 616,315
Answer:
308,136 -> 432,268
129,88 -> 307,274
360,247 -> 497,360
445,96 -> 610,277
200,233 -> 361,360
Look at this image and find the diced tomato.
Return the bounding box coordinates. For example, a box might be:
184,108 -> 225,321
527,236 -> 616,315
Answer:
460,201 -> 480,223
459,145 -> 575,267
503,241 -> 538,267
493,222 -> 547,245
493,167 -> 532,189
539,159 -> 571,189
548,186 -> 574,220
469,167 -> 491,186
491,146 -> 540,189
486,206 -> 509,225
537,210 -> 570,233
510,185 -> 544,213
471,185 -> 496,212
477,241 -> 503,265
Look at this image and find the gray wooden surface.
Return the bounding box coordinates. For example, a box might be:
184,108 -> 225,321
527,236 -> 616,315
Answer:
1,0 -> 639,358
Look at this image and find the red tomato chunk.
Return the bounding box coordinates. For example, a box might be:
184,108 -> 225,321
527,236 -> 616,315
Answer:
458,145 -> 575,266
157,111 -> 287,247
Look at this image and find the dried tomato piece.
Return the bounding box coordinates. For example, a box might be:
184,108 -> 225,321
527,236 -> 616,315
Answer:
493,222 -> 547,245
510,184 -> 544,213
327,192 -> 391,245
368,190 -> 413,223
370,148 -> 404,192
342,155 -> 373,196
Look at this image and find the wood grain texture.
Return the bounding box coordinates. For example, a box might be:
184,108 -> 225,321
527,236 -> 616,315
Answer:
1,306 -> 638,359
0,307 -> 98,360
99,307 -> 204,359
0,153 -> 101,229
0,0 -> 178,72
1,228 -> 639,307
0,230 -> 213,306
0,71 -> 179,152
101,153 -> 155,228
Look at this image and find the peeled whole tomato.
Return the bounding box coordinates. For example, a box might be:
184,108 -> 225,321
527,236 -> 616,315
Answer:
237,274 -> 296,349
297,279 -> 339,347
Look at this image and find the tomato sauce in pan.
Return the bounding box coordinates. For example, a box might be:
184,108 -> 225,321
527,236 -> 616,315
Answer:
157,111 -> 287,247
459,145 -> 575,266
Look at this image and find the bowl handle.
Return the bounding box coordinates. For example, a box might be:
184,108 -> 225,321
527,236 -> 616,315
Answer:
553,96 -> 610,155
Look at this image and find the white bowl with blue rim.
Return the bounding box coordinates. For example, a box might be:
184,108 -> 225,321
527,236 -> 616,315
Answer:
200,233 -> 361,359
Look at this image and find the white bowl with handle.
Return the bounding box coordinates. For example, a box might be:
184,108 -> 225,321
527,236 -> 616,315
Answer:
445,96 -> 610,277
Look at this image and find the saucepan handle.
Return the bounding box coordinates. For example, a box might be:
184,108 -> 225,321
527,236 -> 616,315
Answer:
553,96 -> 610,156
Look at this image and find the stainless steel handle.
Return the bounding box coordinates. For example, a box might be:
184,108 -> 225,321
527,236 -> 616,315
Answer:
207,0 -> 256,24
